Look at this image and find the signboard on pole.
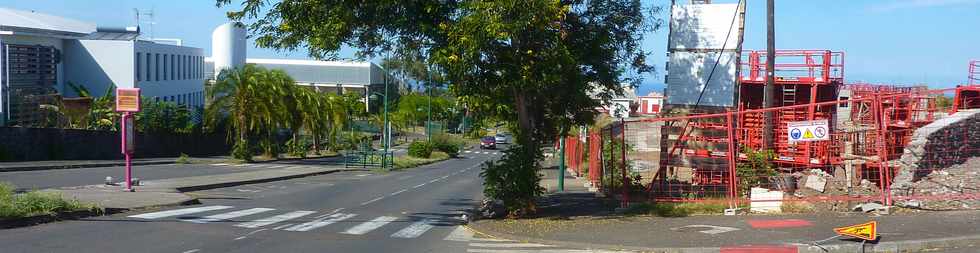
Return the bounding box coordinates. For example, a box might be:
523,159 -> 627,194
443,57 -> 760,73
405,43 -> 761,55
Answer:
787,119 -> 829,143
115,88 -> 141,112
610,101 -> 631,119
122,115 -> 135,154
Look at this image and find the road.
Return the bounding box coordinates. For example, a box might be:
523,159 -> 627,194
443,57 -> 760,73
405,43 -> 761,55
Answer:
0,147 -> 598,253
0,156 -> 345,191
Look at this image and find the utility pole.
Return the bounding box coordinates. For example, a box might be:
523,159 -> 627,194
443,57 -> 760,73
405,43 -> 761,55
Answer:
558,127 -> 566,192
763,0 -> 776,151
426,67 -> 432,142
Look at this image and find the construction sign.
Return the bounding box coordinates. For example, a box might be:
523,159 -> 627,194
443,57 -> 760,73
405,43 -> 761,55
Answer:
787,119 -> 829,143
834,221 -> 877,241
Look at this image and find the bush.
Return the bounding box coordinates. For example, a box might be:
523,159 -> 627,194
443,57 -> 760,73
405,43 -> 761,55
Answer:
0,182 -> 101,219
231,141 -> 252,162
431,134 -> 463,158
394,151 -> 450,170
480,144 -> 544,218
286,138 -> 308,158
408,141 -> 434,158
735,147 -> 777,197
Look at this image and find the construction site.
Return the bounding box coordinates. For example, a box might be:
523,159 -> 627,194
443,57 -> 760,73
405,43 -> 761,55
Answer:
564,1 -> 980,213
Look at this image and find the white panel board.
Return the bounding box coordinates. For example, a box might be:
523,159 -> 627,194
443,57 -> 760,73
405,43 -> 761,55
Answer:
669,4 -> 740,50
665,51 -> 737,107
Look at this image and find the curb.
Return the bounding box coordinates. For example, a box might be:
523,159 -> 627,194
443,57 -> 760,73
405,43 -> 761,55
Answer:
467,221 -> 980,253
173,168 -> 365,192
0,160 -> 176,172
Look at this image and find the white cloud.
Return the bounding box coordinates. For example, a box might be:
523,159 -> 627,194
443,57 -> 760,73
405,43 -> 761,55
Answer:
869,0 -> 980,12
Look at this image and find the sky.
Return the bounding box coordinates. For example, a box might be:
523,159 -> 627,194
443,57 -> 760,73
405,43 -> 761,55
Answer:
5,0 -> 980,95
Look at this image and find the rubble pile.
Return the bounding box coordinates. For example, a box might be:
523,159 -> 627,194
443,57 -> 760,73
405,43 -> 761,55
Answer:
896,157 -> 980,210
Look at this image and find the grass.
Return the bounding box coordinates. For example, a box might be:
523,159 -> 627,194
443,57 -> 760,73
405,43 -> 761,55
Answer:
0,182 -> 102,220
626,201 -> 733,217
175,153 -> 191,164
393,151 -> 451,170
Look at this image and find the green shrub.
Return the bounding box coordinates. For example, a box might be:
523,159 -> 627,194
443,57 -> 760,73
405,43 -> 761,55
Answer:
408,141 -> 434,158
231,141 -> 252,161
431,134 -> 462,158
286,138 -> 308,158
175,153 -> 191,164
394,151 -> 450,169
735,147 -> 777,197
0,182 -> 101,219
480,144 -> 544,218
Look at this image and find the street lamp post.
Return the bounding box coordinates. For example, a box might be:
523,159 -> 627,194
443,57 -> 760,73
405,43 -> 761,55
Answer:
370,88 -> 389,169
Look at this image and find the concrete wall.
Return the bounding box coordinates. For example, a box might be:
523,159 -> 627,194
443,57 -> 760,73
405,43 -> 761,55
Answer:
0,127 -> 229,161
63,40 -> 134,97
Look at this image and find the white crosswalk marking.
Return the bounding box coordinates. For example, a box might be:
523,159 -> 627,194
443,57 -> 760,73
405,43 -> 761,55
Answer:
469,243 -> 551,248
183,208 -> 276,224
129,206 -> 234,219
284,213 -> 357,232
341,216 -> 398,235
236,210 -> 316,228
391,219 -> 435,238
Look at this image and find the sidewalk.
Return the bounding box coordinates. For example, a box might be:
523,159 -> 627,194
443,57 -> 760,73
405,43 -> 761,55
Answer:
468,169 -> 980,253
0,158 -> 191,172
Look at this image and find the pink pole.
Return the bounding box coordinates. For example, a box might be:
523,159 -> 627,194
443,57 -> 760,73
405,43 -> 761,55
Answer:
122,112 -> 133,192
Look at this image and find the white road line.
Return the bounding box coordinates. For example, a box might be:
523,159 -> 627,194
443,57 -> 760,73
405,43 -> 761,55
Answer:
233,228 -> 268,240
128,205 -> 234,219
182,249 -> 200,253
390,189 -> 408,196
468,243 -> 553,248
316,208 -> 345,218
429,178 -> 441,183
184,208 -> 276,223
444,226 -> 476,242
412,183 -> 427,189
341,216 -> 398,235
272,223 -> 294,230
283,213 -> 357,232
361,196 -> 385,206
464,151 -> 473,153
235,211 -> 315,228
212,163 -> 229,166
268,165 -> 289,169
391,220 -> 435,238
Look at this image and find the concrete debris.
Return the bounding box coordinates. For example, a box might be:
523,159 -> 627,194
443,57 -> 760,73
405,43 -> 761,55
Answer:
803,174 -> 827,193
852,202 -> 886,213
894,157 -> 980,210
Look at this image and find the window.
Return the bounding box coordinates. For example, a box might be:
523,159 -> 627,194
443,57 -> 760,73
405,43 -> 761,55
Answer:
136,53 -> 142,81
162,54 -> 168,81
145,53 -> 151,82
840,96 -> 850,108
155,53 -> 161,81
171,55 -> 175,80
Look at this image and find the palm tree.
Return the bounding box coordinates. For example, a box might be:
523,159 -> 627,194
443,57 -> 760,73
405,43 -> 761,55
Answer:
206,64 -> 278,161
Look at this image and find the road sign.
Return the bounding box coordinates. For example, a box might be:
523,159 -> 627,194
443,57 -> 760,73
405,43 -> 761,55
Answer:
834,221 -> 877,241
787,119 -> 829,143
115,88 -> 141,112
610,101 -> 631,118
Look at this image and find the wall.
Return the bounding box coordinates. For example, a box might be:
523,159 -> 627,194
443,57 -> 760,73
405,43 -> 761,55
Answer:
0,127 -> 229,161
134,40 -> 206,107
63,39 -> 134,97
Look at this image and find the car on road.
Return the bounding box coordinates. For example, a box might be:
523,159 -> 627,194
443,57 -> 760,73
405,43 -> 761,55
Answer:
480,136 -> 497,149
494,133 -> 509,144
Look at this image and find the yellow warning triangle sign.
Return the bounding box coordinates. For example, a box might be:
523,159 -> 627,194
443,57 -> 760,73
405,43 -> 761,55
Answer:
803,129 -> 816,139
834,221 -> 877,241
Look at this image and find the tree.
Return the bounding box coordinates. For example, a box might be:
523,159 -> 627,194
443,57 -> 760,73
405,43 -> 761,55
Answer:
206,64 -> 288,161
217,0 -> 657,216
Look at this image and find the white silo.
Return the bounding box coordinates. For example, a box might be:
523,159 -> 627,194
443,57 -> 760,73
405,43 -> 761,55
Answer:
211,22 -> 247,77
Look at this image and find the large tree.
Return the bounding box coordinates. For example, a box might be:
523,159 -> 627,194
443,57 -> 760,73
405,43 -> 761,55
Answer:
218,0 -> 657,214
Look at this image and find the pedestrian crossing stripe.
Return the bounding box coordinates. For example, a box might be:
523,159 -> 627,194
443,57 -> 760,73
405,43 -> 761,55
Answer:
235,210 -> 316,228
283,213 -> 357,232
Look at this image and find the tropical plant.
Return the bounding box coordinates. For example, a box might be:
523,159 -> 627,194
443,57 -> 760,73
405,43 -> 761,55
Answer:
407,141 -> 434,158
480,144 -> 545,218
735,147 -> 778,197
206,64 -> 280,161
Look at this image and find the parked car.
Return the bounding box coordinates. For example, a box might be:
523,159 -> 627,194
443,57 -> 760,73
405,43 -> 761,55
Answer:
480,136 -> 497,149
494,133 -> 509,144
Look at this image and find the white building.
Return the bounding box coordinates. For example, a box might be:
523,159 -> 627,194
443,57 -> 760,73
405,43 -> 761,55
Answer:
0,8 -> 205,126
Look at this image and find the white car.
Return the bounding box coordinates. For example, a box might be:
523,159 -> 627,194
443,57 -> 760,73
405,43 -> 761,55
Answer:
494,133 -> 509,144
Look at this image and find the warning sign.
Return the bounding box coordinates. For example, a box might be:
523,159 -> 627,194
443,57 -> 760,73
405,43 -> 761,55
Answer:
116,88 -> 141,112
834,221 -> 877,241
787,119 -> 829,143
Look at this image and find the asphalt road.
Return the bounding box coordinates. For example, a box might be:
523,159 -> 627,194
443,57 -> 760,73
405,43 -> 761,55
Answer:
0,156 -> 345,191
0,150 -> 513,253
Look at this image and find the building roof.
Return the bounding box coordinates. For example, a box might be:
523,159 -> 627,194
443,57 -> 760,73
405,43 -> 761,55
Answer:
0,8 -> 96,37
247,58 -> 372,68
